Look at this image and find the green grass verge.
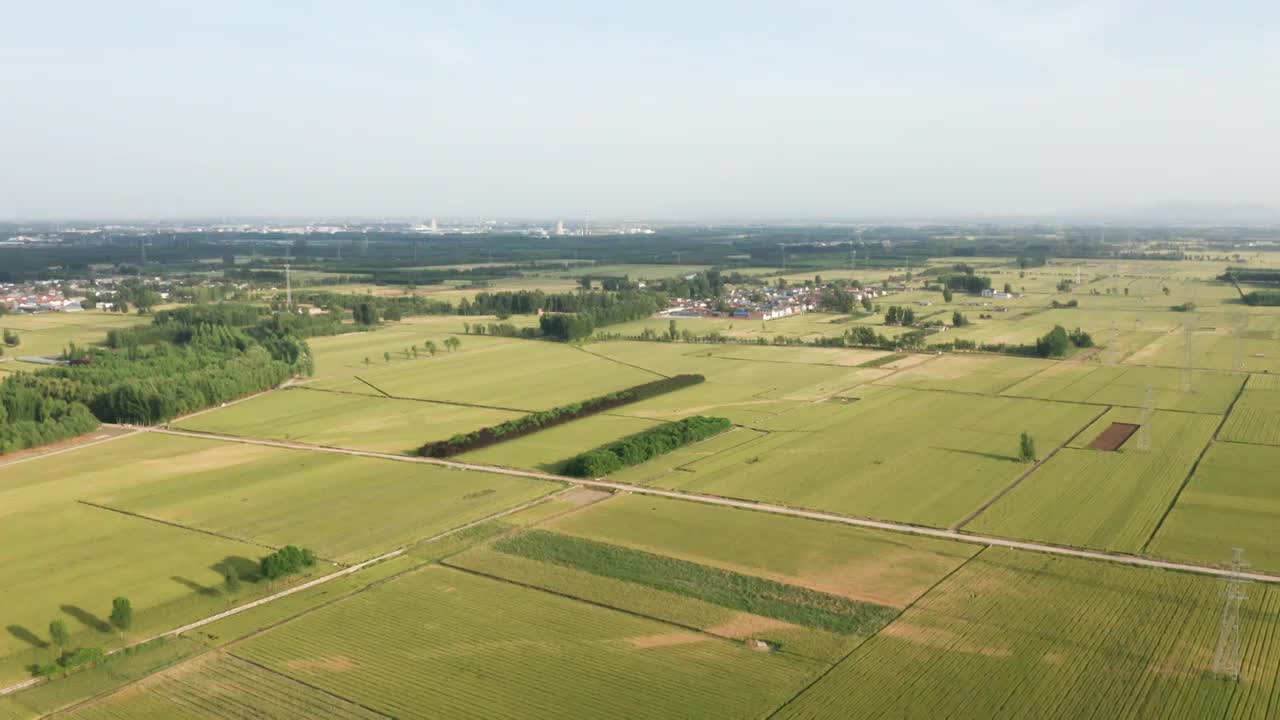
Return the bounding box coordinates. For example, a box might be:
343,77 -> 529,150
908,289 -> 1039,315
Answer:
491,529 -> 898,635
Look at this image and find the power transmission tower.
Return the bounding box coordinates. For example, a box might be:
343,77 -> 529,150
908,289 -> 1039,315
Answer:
1135,384 -> 1154,451
284,263 -> 292,311
1212,548 -> 1249,680
1182,317 -> 1194,392
779,244 -> 786,273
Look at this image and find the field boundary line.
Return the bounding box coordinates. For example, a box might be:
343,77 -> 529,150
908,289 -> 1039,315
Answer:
0,428 -> 141,470
872,381 -> 1227,416
223,652 -> 394,719
1139,375 -> 1250,553
764,546 -> 988,719
436,562 -> 833,663
166,379 -> 299,425
76,500 -> 289,556
953,404 -> 1111,530
141,426 -> 1280,586
294,384 -> 532,413
573,344 -> 670,378
0,491 -> 566,699
351,374 -> 393,398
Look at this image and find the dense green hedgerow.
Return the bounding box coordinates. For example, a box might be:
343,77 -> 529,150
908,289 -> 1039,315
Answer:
419,375 -> 704,457
260,545 -> 317,581
561,415 -> 732,477
491,530 -> 898,635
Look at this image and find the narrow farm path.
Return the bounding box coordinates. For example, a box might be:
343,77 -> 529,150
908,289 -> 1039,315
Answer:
147,426 -> 1280,586
0,488 -> 565,698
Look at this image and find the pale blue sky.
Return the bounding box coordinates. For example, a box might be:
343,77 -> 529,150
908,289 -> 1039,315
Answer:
2,1 -> 1277,219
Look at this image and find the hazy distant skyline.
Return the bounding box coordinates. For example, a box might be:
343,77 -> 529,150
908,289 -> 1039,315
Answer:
4,1 -> 1278,220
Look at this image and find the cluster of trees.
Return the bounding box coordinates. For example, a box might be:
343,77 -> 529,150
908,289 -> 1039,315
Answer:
2,329 -> 19,346
1050,299 -> 1080,308
652,270 -> 726,299
883,306 -> 916,326
821,286 -> 874,314
33,598 -> 131,678
2,305 -> 316,454
0,387 -> 100,454
1221,267 -> 1280,286
562,415 -> 733,477
366,336 -> 459,365
462,321 -> 538,338
539,291 -> 663,341
260,545 -> 316,582
1242,291 -> 1280,306
1019,432 -> 1037,463
936,264 -> 993,294
419,375 -> 705,457
1034,325 -> 1093,358
952,312 -> 970,327
1171,302 -> 1197,312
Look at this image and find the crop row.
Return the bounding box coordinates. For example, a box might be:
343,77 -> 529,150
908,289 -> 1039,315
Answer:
775,548 -> 1280,719
491,529 -> 898,635
417,374 -> 704,457
72,653 -> 380,720
232,567 -> 818,719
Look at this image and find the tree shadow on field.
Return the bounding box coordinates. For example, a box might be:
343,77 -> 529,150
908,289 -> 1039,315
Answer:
934,447 -> 1020,463
60,605 -> 111,634
6,625 -> 48,649
213,556 -> 262,584
172,576 -> 221,598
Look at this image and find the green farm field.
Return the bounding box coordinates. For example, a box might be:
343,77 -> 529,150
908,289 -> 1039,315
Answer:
1219,373 -> 1280,445
309,337 -> 657,411
177,387 -> 524,454
542,494 -> 979,607
0,429 -> 558,685
458,414 -> 664,473
966,408 -> 1220,552
81,434 -> 558,563
0,310 -> 146,365
775,548 -> 1280,719
1000,361 -> 1244,413
447,493 -> 978,663
229,566 -> 824,719
648,385 -> 1101,527
304,316 -> 518,379
64,653 -> 386,720
1148,441 -> 1280,573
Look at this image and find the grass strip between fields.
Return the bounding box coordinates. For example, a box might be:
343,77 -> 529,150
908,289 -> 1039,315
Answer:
490,529 -> 898,636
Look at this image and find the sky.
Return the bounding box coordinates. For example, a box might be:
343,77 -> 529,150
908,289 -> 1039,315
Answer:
2,1 -> 1278,220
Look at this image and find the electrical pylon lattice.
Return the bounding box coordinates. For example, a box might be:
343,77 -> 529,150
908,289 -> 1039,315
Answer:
1212,548 -> 1249,680
1135,384 -> 1154,451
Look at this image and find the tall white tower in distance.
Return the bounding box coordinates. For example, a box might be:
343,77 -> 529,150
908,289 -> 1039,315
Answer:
556,220 -> 565,236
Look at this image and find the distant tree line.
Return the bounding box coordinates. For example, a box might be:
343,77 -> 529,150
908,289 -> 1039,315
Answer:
0,304 -> 316,453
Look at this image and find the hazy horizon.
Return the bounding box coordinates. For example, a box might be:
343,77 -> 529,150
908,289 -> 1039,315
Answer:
4,1 -> 1278,220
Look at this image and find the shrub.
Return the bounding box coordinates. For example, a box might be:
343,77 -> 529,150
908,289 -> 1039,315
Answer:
562,416 -> 732,477
419,375 -> 704,457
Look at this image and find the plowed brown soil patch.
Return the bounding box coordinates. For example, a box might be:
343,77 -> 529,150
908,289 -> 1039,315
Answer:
1089,422 -> 1140,451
